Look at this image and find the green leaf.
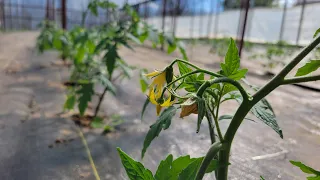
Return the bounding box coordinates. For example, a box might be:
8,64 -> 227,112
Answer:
99,75 -> 116,95
221,38 -> 240,76
295,60 -> 320,77
117,148 -> 154,180
169,155 -> 194,180
197,73 -> 204,81
127,33 -> 142,45
167,43 -> 177,54
251,100 -> 283,138
141,98 -> 150,120
64,94 -> 76,110
205,159 -> 220,173
197,98 -> 205,133
53,33 -> 62,50
91,117 -> 104,128
260,176 -> 265,180
314,28 -> 320,38
87,40 -> 95,54
290,161 -> 320,175
105,45 -> 119,76
228,69 -> 248,80
76,83 -> 94,116
178,41 -> 189,61
178,157 -> 203,180
75,46 -> 86,65
141,106 -> 177,158
177,62 -> 196,82
220,38 -> 247,80
218,115 -> 233,121
155,155 -> 173,180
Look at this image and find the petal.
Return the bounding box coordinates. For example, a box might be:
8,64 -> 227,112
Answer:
145,71 -> 161,78
148,88 -> 158,105
161,95 -> 173,107
156,104 -> 162,116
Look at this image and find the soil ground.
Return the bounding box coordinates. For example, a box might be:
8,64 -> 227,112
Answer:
0,31 -> 319,180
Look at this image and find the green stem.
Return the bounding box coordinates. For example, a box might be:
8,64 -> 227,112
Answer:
205,111 -> 216,144
281,75 -> 320,85
253,35 -> 320,104
217,35 -> 320,180
195,142 -> 223,180
170,59 -> 223,77
214,86 -> 224,142
165,70 -> 221,90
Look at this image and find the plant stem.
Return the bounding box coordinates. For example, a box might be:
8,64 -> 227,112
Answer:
214,86 -> 224,142
253,35 -> 320,104
94,86 -> 108,118
217,35 -> 320,180
195,142 -> 222,180
205,111 -> 216,144
170,59 -> 223,77
281,75 -> 320,85
165,69 -> 221,90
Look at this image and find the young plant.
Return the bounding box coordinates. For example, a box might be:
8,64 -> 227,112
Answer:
36,0 -> 188,129
118,30 -> 320,179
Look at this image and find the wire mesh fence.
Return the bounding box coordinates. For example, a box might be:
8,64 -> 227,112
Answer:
1,0 -> 320,46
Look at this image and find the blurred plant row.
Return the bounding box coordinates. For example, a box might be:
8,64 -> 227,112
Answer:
36,0 -> 187,131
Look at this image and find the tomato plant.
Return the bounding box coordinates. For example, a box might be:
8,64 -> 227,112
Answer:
118,30 -> 320,179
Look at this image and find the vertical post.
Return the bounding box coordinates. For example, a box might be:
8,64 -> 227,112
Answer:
279,0 -> 287,42
8,0 -> 11,29
199,0 -> 203,38
207,0 -> 214,38
46,0 -> 49,20
296,0 -> 306,45
238,0 -> 250,58
0,0 -> 5,30
190,0 -> 194,39
213,0 -> 220,38
144,1 -> 148,21
52,0 -> 55,21
161,0 -> 167,51
61,0 -> 66,29
173,0 -> 180,37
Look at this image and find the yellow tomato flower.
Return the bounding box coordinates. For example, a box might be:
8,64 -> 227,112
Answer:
145,68 -> 174,116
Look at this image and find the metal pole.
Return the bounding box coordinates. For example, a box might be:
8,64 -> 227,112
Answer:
279,0 -> 287,41
173,0 -> 180,37
190,0 -> 195,39
199,0 -> 204,38
296,0 -> 306,45
1,0 -> 5,30
161,0 -> 167,50
46,0 -> 49,20
213,0 -> 220,38
238,0 -> 250,58
207,0 -> 214,38
61,0 -> 66,29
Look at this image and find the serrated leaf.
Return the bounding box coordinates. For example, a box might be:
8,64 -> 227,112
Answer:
141,98 -> 150,120
314,28 -> 320,38
221,38 -> 240,76
127,33 -> 142,45
177,62 -> 196,82
91,117 -> 104,128
178,41 -> 189,61
105,45 -> 119,76
295,60 -> 320,77
178,157 -> 203,180
169,155 -> 194,180
64,94 -> 76,110
117,148 -> 154,180
155,155 -> 173,180
290,161 -> 320,175
141,106 -> 177,158
251,100 -> 283,138
99,75 -> 116,95
197,73 -> 204,81
76,83 -> 94,116
228,69 -> 248,80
